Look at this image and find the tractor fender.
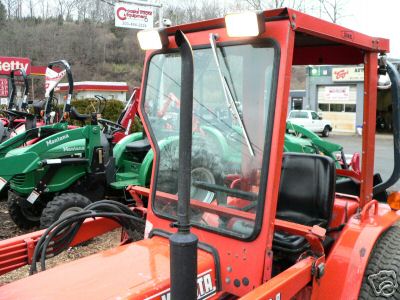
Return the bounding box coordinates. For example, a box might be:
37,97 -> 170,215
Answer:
113,132 -> 143,167
201,126 -> 229,160
311,202 -> 400,300
138,136 -> 179,187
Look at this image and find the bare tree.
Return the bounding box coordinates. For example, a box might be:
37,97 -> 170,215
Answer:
27,0 -> 35,18
243,0 -> 263,10
318,0 -> 347,23
4,0 -> 17,19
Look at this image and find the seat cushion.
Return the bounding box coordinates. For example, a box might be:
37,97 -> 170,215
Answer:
276,153 -> 336,227
126,139 -> 151,153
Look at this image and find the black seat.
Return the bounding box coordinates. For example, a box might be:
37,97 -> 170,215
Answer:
126,138 -> 151,153
273,153 -> 336,254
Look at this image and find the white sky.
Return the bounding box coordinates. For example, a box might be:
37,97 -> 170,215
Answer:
325,0 -> 399,58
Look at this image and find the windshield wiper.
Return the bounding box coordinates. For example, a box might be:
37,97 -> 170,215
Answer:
209,33 -> 255,157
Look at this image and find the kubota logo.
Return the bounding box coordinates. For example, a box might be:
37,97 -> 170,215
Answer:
144,269 -> 216,300
116,6 -> 152,22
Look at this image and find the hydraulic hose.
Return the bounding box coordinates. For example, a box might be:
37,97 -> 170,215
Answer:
29,200 -> 144,275
373,61 -> 400,195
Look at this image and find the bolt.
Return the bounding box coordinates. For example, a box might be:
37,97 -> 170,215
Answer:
317,263 -> 325,279
225,277 -> 230,284
227,266 -> 232,272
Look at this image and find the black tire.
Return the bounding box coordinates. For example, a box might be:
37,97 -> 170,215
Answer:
0,188 -> 8,202
359,224 -> 400,299
157,142 -> 224,203
7,190 -> 41,229
40,193 -> 92,228
322,125 -> 330,137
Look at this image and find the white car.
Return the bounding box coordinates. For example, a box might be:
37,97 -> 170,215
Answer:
288,110 -> 333,137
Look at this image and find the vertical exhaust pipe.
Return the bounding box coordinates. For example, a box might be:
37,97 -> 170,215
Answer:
169,30 -> 198,300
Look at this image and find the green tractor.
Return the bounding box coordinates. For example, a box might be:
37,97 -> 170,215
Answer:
2,88 -> 148,229
3,87 -> 346,230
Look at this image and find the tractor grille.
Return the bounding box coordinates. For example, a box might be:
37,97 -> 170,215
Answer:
10,174 -> 27,187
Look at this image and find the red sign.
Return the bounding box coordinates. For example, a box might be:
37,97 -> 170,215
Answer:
0,57 -> 31,75
0,78 -> 8,97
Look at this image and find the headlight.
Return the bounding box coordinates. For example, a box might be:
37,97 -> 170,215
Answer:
137,29 -> 169,50
225,11 -> 265,38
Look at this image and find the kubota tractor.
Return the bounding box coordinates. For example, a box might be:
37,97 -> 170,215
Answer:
1,8 -> 400,300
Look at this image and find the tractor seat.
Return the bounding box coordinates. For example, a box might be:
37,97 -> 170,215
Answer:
273,153 -> 336,254
126,138 -> 151,154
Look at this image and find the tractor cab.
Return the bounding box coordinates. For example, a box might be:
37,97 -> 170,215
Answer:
2,8 -> 400,300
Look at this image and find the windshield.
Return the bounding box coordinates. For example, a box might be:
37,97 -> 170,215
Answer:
144,42 -> 276,239
289,111 -> 308,119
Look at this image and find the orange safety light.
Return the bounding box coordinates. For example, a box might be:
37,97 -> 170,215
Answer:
387,191 -> 400,210
63,112 -> 70,120
40,110 -> 44,117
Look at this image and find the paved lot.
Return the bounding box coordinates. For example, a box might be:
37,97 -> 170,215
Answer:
328,133 -> 399,191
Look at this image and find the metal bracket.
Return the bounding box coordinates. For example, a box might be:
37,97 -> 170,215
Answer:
24,238 -> 35,265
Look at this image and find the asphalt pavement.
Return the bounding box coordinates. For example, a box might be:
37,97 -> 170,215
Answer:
328,133 -> 400,191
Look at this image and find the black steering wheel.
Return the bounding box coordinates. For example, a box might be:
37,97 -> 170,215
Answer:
98,118 -> 125,133
1,109 -> 34,118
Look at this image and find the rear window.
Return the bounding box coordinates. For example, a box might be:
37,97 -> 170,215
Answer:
289,111 -> 308,119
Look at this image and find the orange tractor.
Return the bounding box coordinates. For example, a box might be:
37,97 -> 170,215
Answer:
1,8 -> 400,300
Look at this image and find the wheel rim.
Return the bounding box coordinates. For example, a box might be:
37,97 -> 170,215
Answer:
19,201 -> 42,222
20,205 -> 41,221
59,207 -> 84,220
190,167 -> 216,203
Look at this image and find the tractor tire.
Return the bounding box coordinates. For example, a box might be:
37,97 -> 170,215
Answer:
7,190 -> 41,229
40,193 -> 92,229
359,224 -> 400,299
157,142 -> 224,203
322,126 -> 330,137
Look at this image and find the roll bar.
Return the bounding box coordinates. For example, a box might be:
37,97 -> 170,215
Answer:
8,68 -> 29,111
44,60 -> 73,124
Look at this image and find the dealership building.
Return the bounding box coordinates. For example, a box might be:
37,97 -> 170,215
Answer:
300,65 -> 364,133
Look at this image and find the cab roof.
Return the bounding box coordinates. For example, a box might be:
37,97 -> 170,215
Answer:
165,8 -> 389,65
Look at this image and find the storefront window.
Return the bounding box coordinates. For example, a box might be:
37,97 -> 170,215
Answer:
345,104 -> 356,112
318,103 -> 329,111
330,104 -> 344,112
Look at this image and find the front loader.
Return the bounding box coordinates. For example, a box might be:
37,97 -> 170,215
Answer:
2,8 -> 400,300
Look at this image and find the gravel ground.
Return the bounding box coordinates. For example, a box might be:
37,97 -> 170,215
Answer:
0,200 -> 122,285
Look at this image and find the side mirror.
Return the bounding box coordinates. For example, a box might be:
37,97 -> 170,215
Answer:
318,116 -> 323,120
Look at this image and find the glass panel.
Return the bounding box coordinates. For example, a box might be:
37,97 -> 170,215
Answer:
330,104 -> 344,112
289,111 -> 308,118
144,43 -> 275,238
345,104 -> 356,112
311,112 -> 319,120
318,103 -> 329,111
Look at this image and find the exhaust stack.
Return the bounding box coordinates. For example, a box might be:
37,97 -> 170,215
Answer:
169,30 -> 198,300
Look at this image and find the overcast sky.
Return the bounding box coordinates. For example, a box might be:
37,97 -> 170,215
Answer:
340,0 -> 399,58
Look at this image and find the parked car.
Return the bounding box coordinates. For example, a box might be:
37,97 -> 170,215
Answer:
288,110 -> 333,137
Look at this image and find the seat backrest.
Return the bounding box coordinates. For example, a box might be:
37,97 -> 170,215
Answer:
277,153 -> 336,227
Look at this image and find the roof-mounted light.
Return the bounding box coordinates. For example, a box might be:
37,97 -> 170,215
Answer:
225,11 -> 265,38
137,29 -> 169,50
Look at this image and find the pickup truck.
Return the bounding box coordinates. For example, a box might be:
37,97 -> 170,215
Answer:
287,110 -> 333,137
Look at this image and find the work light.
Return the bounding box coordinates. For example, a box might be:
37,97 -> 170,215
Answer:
137,29 -> 169,50
225,11 -> 265,38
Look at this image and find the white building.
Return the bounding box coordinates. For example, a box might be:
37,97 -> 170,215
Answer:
55,81 -> 129,102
